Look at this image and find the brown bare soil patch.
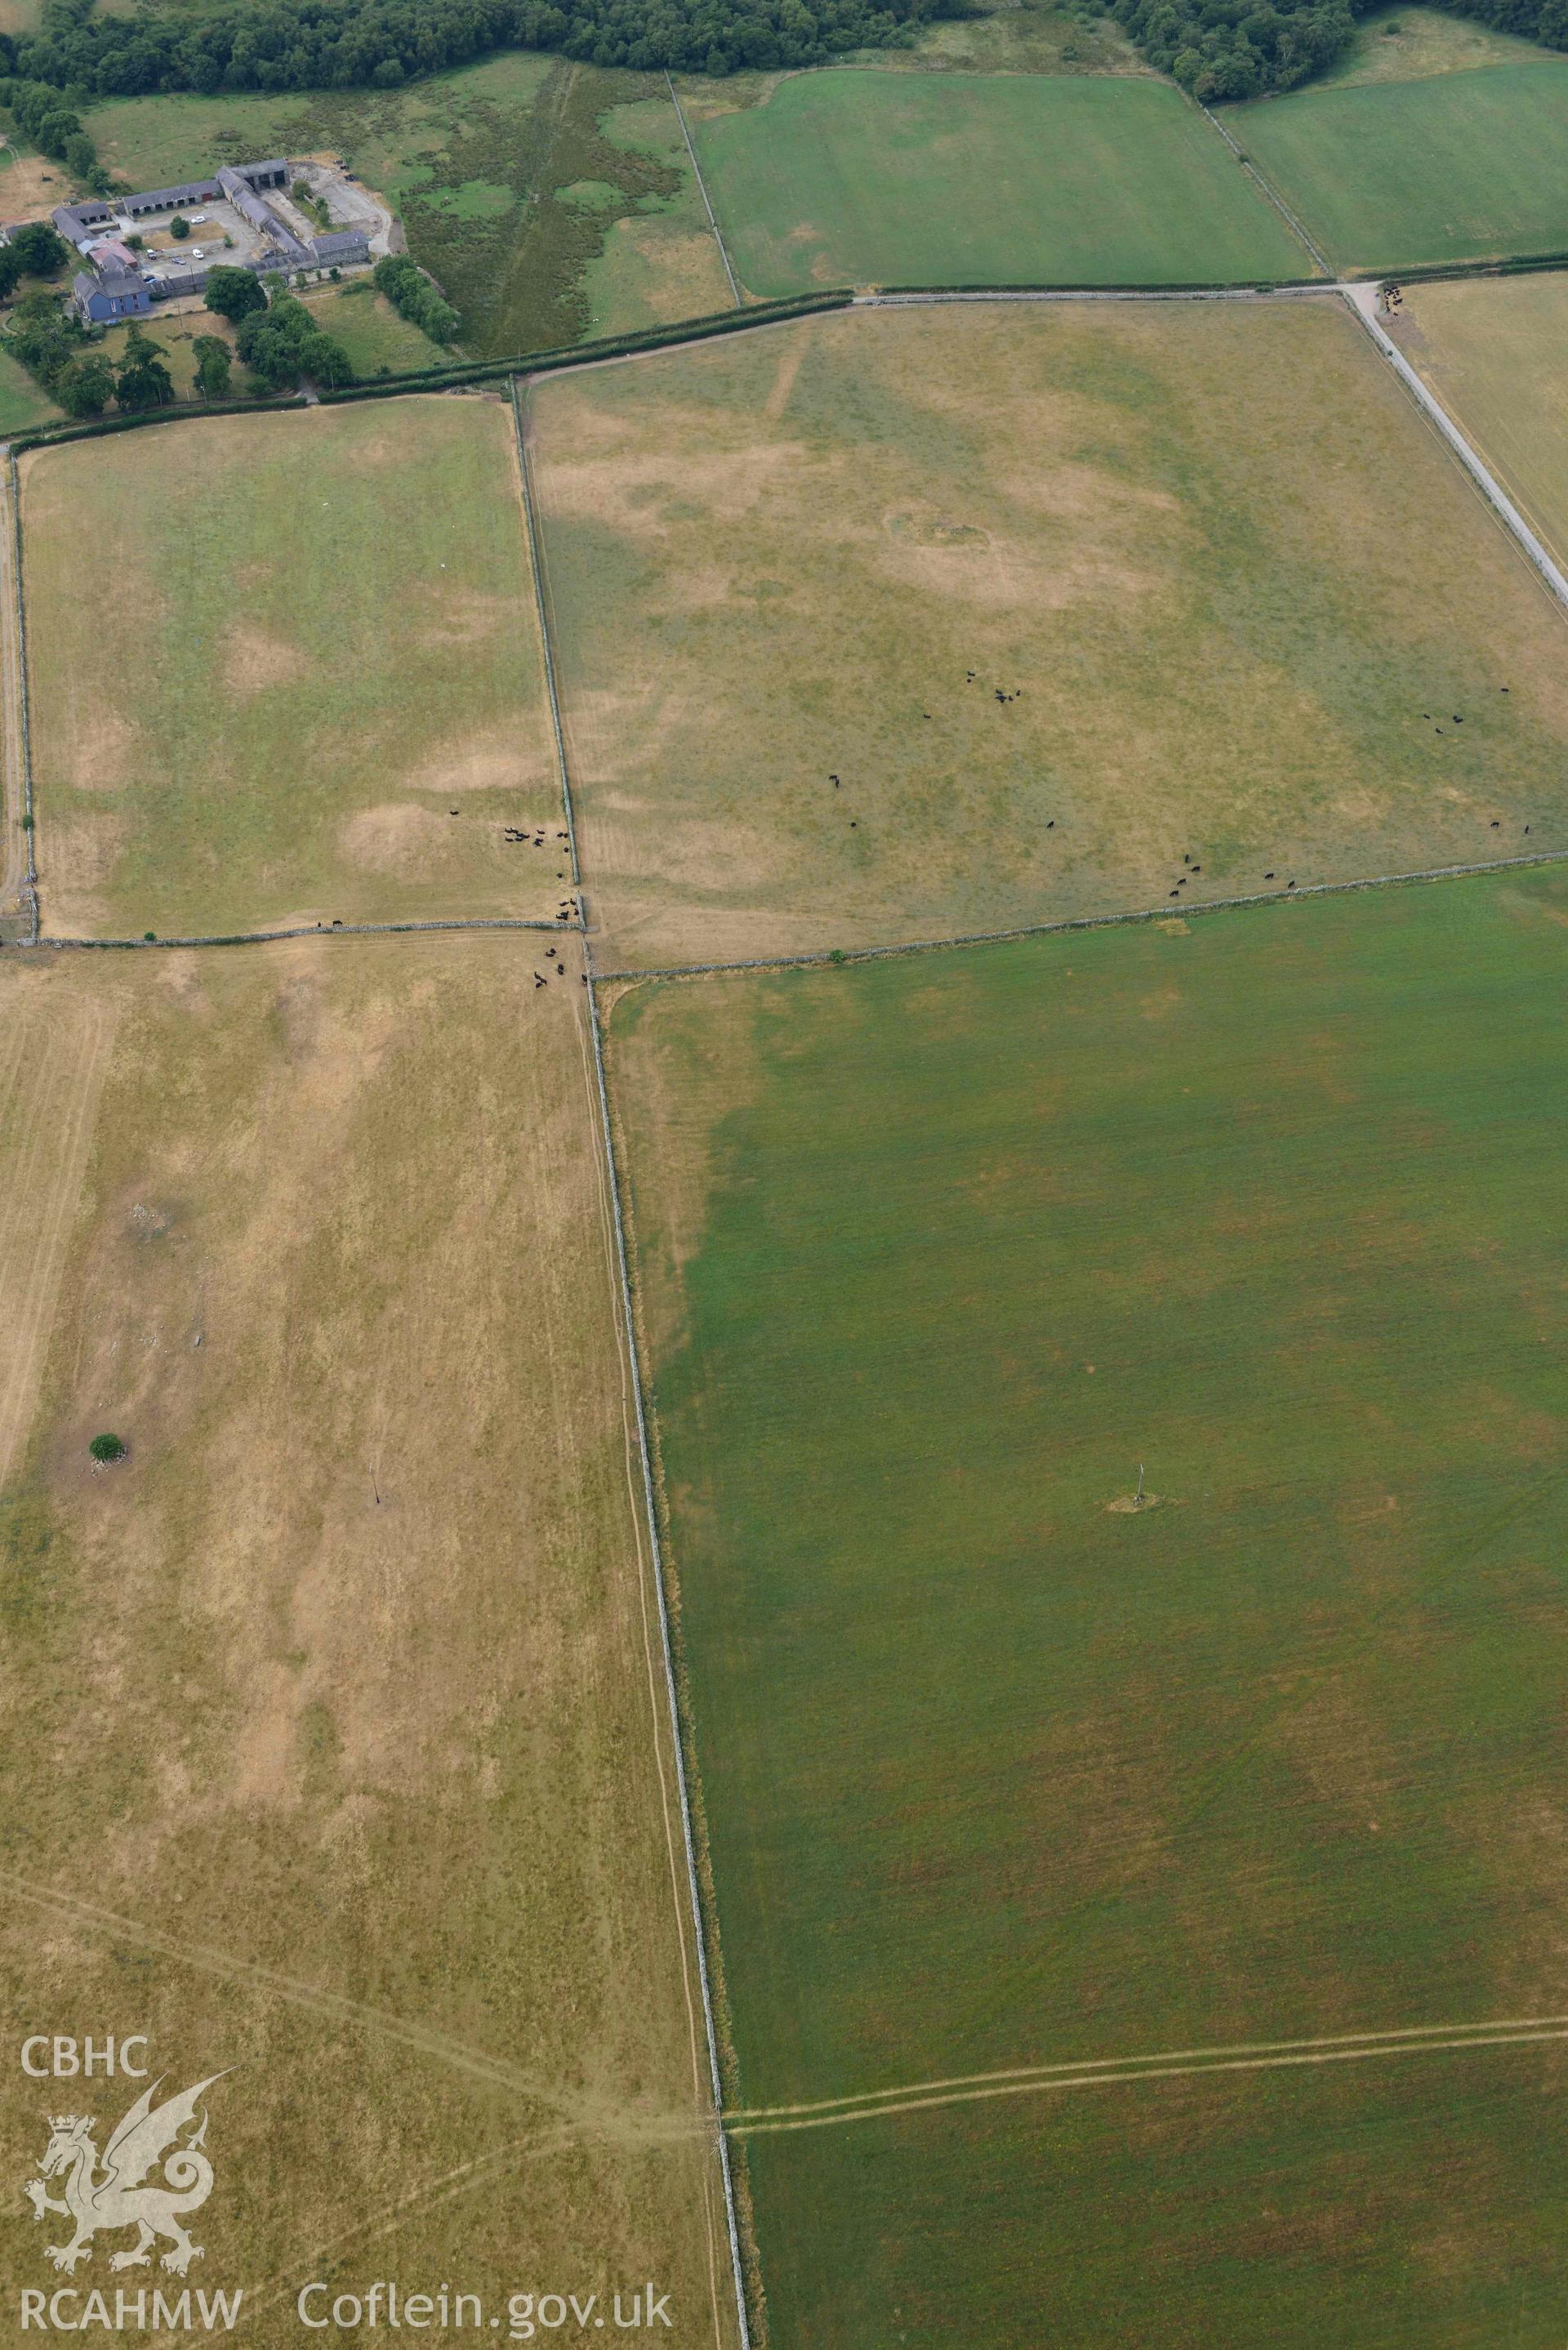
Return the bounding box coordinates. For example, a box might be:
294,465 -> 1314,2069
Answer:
220,619 -> 309,694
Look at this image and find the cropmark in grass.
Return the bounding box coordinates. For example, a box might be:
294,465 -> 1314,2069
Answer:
24,395 -> 564,939
608,864 -> 1568,2346
0,934 -> 739,2343
689,71 -> 1309,294
1232,60 -> 1568,274
528,300 -> 1568,971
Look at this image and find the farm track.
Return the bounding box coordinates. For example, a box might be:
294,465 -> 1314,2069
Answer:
726,2015 -> 1568,2136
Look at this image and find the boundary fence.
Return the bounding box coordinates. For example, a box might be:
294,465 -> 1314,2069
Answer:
7,448 -> 37,942
4,291 -> 853,457
510,373 -> 756,2350
591,845 -> 1568,989
666,70 -> 743,307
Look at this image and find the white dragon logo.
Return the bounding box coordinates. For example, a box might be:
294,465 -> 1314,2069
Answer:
23,2074 -> 228,2277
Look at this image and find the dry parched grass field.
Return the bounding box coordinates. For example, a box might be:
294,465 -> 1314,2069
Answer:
1392,270 -> 1568,576
528,301 -> 1568,970
24,397 -> 567,940
0,937 -> 738,2344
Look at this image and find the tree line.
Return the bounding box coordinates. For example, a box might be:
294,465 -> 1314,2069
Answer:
3,268 -> 357,416
3,0 -> 950,98
1111,0 -> 1567,100
0,73 -> 109,192
0,0 -> 1561,125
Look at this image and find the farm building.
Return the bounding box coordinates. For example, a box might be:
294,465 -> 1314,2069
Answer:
51,159 -> 369,322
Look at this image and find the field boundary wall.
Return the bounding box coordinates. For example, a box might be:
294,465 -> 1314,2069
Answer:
5,449 -> 36,943
592,845 -> 1568,987
3,292 -> 853,456
1196,96 -> 1334,275
508,374 -> 757,2350
862,274 -> 1321,296
16,915 -> 580,952
666,70 -> 743,307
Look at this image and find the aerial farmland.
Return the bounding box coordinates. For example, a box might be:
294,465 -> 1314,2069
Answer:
2,0 -> 1568,2339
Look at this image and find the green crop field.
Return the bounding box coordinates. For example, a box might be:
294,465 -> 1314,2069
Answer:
83,59 -> 728,356
688,71 -> 1310,294
1394,270 -> 1568,574
1233,60 -> 1568,274
528,301 -> 1568,970
24,395 -> 565,939
608,867 -> 1568,2346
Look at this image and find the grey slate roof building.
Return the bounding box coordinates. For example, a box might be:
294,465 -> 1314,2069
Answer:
71,266 -> 152,323
51,159 -> 370,323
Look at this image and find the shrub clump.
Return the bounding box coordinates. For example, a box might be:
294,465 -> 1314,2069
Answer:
373,253 -> 460,346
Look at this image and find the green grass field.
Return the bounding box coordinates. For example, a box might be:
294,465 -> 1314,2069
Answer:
1233,60 -> 1568,273
529,301 -> 1568,970
581,92 -> 735,335
689,72 -> 1310,293
1393,270 -> 1568,574
24,396 -> 565,938
0,342 -> 59,434
608,866 -> 1568,2345
83,59 -> 726,355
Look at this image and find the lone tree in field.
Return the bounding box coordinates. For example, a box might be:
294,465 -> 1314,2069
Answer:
169,213 -> 190,240
88,1434 -> 126,1465
203,264 -> 266,324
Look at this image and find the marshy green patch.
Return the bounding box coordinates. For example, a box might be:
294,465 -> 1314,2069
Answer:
85,56 -> 721,356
